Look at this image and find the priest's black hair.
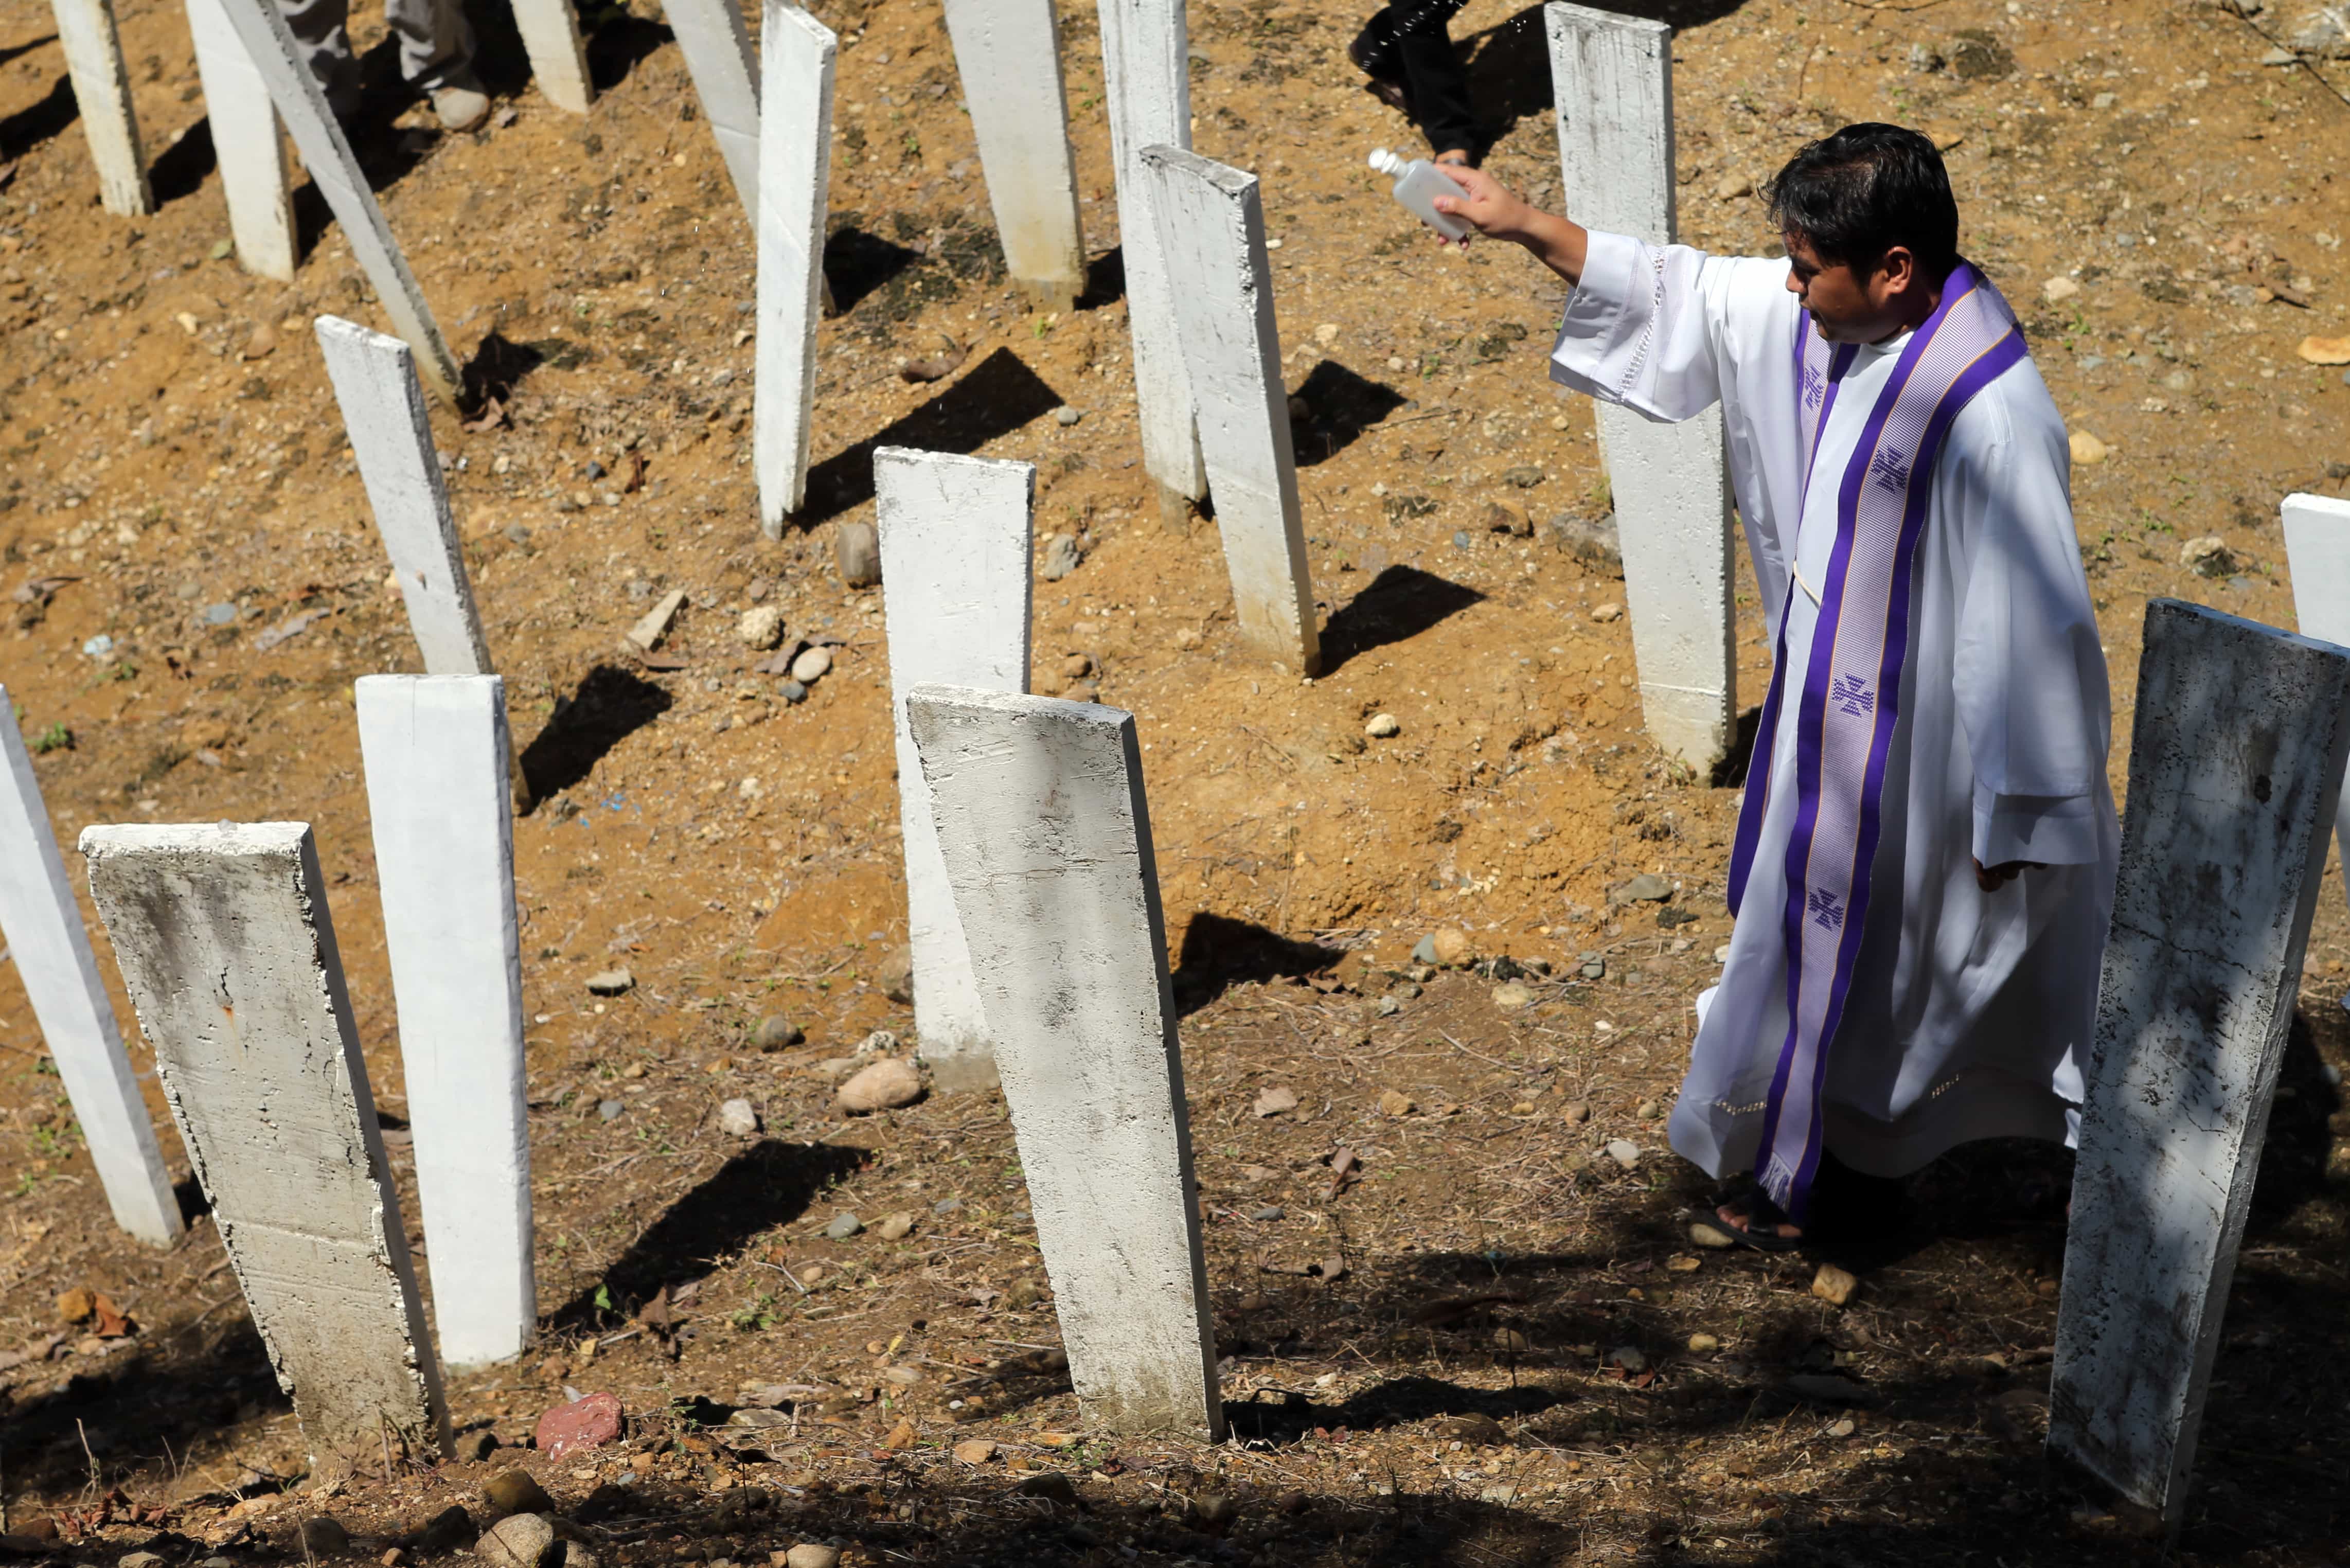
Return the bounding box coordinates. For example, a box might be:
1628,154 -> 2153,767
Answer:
1765,123 -> 1960,279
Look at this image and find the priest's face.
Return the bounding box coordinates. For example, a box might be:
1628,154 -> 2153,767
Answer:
1783,231 -> 1919,345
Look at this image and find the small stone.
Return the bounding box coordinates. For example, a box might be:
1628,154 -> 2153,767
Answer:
952,1439 -> 998,1465
1422,928 -> 1472,967
1313,322 -> 1340,347
1608,1344 -> 1648,1373
876,945 -> 915,1005
1491,982 -> 1533,1010
1251,1204 -> 1285,1221
2180,536 -> 2237,577
452,1429 -> 500,1463
790,646 -> 833,684
1013,1471 -> 1081,1507
824,1212 -> 864,1239
1374,995 -> 1400,1016
1591,601 -> 1624,623
717,1098 -> 759,1137
477,1514 -> 556,1568
2161,368 -> 2195,394
204,601 -> 238,625
1378,1088 -> 1415,1117
1253,1085 -> 1300,1118
1666,1254 -> 1701,1273
598,1098 -> 624,1121
2041,276 -> 2080,302
585,968 -> 634,996
1811,1262 -> 1860,1307
122,1552 -> 168,1568
737,605 -> 785,650
836,1057 -> 924,1113
2297,333 -> 2350,365
56,1287 -> 94,1324
1605,1139 -> 1641,1169
1040,533 -> 1083,581
482,1471 -> 554,1520
299,1518 -> 351,1557
1828,1416 -> 1858,1438
875,1210 -> 915,1241
1712,172 -> 1753,200
2068,430 -> 2108,466
1713,944 -> 1733,964
1634,1098 -> 1661,1120
780,680 -> 809,704
1687,1332 -> 1720,1353
1434,1412 -> 1507,1446
417,1505 -> 477,1552
537,1390 -> 625,1460
242,322 -> 278,360
1612,872 -> 1672,904
753,1017 -> 805,1052
1564,1101 -> 1591,1124
1490,1326 -> 1532,1352
1688,1221 -> 1736,1250
782,1549 -> 840,1568
1364,712 -> 1401,738
1054,405 -> 1083,426
834,521 -> 881,587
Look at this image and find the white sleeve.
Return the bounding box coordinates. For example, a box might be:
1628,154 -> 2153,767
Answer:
1946,389 -> 2113,868
1547,230 -> 1747,424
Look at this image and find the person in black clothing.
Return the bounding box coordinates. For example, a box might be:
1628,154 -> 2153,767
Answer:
1350,0 -> 1480,166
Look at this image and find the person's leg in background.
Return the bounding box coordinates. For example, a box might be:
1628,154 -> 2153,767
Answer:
385,0 -> 489,129
277,0 -> 363,120
1392,4 -> 1478,164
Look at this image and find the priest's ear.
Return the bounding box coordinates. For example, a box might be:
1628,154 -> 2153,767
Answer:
1870,244 -> 1922,304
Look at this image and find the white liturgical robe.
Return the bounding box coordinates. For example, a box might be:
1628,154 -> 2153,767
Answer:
1551,230 -> 2120,1183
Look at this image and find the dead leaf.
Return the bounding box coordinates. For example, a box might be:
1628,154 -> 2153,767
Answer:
1253,1085 -> 1299,1118
1326,1146 -> 1361,1199
89,1294 -> 132,1339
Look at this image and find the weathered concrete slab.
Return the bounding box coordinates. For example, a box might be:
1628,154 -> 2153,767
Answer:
213,0 -> 460,402
81,822 -> 449,1468
753,0 -> 836,534
1095,0 -> 1202,514
0,690 -> 179,1245
2049,598 -> 2350,1531
315,316 -> 493,675
511,0 -> 593,114
908,685 -> 1221,1438
1140,145 -> 1319,675
2282,491 -> 2350,910
874,449 -> 1034,1090
51,0 -> 150,215
1545,1 -> 1735,771
184,0 -> 295,280
941,0 -> 1084,308
666,0 -> 761,223
355,676 -> 533,1368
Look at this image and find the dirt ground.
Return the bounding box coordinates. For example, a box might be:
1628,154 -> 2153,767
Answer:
0,0 -> 2347,1560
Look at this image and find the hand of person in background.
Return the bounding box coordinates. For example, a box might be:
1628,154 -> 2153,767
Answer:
1429,165 -> 1592,286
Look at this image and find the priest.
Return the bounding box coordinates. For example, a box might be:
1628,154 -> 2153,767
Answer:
1432,124 -> 2118,1244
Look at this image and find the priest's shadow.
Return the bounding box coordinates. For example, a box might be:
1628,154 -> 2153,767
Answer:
1315,564 -> 1486,675
0,73 -> 75,164
1171,913 -> 1344,1016
1457,1 -> 1751,158
0,33 -> 55,72
548,1138 -> 869,1329
1291,360 -> 1408,468
517,664 -> 673,809
796,348 -> 1061,524
823,223 -> 923,314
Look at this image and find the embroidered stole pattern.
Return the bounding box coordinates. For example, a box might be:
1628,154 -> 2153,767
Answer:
1722,263 -> 2025,1220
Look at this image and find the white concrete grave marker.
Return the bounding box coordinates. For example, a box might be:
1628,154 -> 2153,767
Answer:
1140,146 -> 1319,674
0,689 -> 180,1246
355,676 -> 532,1368
1545,2 -> 1736,772
941,0 -> 1085,308
753,0 -> 836,535
51,0 -> 151,216
316,316 -> 493,674
874,449 -> 1034,1090
511,0 -> 594,114
2282,491 -> 2350,941
81,822 -> 451,1467
1096,0 -> 1203,520
2049,598 -> 2350,1533
907,686 -> 1221,1438
666,0 -> 761,222
184,0 -> 295,281
212,0 -> 460,402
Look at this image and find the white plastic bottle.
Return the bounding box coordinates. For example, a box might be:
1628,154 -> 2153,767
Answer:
1368,147 -> 1471,241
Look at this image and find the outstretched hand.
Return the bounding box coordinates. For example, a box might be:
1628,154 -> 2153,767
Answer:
1425,167 -> 1593,287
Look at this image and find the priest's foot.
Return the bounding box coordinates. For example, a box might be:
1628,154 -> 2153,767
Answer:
1689,1196 -> 1805,1253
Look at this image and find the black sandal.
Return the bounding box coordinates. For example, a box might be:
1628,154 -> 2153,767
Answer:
1689,1195 -> 1806,1254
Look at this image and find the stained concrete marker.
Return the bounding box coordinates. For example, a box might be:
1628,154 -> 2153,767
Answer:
874,449 -> 1034,1091
184,0 -> 295,281
511,0 -> 594,114
908,685 -> 1221,1438
2049,599 -> 2350,1533
753,0 -> 836,535
51,0 -> 150,216
0,689 -> 180,1246
666,0 -> 762,223
2281,491 -> 2350,942
81,822 -> 450,1467
941,0 -> 1084,308
355,676 -> 532,1368
316,316 -> 493,675
1095,0 -> 1203,522
1545,2 -> 1736,773
1140,146 -> 1319,675
212,0 -> 460,402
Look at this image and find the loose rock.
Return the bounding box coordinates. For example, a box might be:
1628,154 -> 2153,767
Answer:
1591,601 -> 1625,623
452,1429 -> 500,1463
1364,712 -> 1400,738
1491,982 -> 1533,1011
2068,430 -> 2108,466
1611,872 -> 1672,904
1253,1085 -> 1300,1118
2041,275 -> 2080,302
2296,333 -> 2350,365
876,945 -> 915,1005
875,1210 -> 915,1241
416,1506 -> 477,1552
1687,1332 -> 1720,1353
835,521 -> 881,587
1688,1220 -> 1736,1250
2180,536 -> 2238,577
1605,1139 -> 1641,1169
753,1017 -> 805,1052
1054,405 -> 1084,426
1434,1412 -> 1507,1446
477,1514 -> 556,1568
1377,1088 -> 1415,1117
952,1439 -> 998,1465
824,1212 -> 864,1240
836,1058 -> 924,1114
717,1098 -> 759,1137
480,1472 -> 554,1520
585,968 -> 634,996
737,605 -> 785,650
537,1391 -> 624,1460
1040,533 -> 1083,581
790,646 -> 833,685
782,1548 -> 840,1568
1811,1262 -> 1860,1307
121,1553 -> 168,1568
299,1519 -> 351,1557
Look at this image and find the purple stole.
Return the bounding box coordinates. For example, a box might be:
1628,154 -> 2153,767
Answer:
1723,262 -> 2026,1221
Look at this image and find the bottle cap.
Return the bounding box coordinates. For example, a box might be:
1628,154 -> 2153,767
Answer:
1367,148 -> 1401,175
